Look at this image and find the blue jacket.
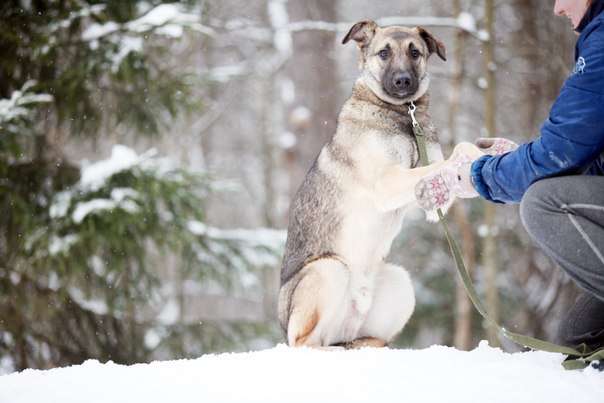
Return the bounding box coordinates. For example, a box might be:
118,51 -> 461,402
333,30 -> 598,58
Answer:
471,7 -> 604,204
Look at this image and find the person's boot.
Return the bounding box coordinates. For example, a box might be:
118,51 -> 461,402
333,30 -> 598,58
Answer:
591,360 -> 604,371
557,291 -> 604,370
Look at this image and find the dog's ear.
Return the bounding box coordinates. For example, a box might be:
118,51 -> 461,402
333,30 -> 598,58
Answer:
417,27 -> 446,61
342,20 -> 378,48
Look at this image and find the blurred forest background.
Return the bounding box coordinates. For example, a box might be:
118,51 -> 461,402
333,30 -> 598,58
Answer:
0,0 -> 581,373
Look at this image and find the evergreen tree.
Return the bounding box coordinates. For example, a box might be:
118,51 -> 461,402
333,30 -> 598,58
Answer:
0,1 -> 282,372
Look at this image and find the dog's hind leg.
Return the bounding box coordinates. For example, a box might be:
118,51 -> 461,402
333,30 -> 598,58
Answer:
357,263 -> 415,343
286,258 -> 350,347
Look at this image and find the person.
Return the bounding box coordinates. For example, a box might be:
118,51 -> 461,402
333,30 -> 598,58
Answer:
416,0 -> 604,355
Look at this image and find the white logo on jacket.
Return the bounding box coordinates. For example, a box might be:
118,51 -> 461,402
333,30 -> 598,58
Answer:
574,56 -> 586,75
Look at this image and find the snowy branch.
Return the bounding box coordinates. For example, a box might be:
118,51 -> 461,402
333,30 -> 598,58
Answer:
203,12 -> 488,83
287,15 -> 489,41
219,13 -> 489,43
0,81 -> 53,126
81,3 -> 215,42
187,221 -> 285,268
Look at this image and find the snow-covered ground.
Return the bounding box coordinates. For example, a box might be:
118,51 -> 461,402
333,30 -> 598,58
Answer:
1,342 -> 602,403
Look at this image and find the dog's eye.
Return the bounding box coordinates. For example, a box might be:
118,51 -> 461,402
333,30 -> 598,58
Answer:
410,48 -> 421,59
378,49 -> 390,60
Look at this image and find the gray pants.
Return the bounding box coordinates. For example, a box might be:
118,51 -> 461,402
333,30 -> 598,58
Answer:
520,175 -> 604,348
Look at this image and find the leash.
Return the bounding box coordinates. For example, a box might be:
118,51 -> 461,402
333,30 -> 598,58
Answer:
407,101 -> 604,370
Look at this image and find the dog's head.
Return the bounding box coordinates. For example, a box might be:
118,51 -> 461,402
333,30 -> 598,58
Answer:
342,21 -> 446,105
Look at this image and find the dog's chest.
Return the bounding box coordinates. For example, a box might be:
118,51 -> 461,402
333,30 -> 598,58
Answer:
372,110 -> 419,166
351,129 -> 417,176
384,132 -> 417,167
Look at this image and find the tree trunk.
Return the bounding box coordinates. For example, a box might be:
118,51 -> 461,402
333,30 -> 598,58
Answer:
285,0 -> 338,198
483,0 -> 500,348
448,0 -> 475,351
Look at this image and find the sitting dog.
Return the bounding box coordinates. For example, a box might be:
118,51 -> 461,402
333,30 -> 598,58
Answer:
278,20 -> 479,348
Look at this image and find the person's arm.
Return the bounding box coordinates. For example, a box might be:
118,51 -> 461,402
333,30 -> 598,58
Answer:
471,27 -> 604,204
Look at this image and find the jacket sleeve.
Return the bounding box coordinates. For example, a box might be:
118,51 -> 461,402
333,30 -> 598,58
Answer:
471,26 -> 604,204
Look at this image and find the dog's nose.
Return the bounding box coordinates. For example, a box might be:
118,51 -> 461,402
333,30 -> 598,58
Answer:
392,73 -> 412,90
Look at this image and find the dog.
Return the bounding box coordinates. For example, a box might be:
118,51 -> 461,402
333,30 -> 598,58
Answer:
278,20 -> 479,348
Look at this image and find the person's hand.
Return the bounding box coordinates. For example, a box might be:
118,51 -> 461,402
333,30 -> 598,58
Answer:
454,162 -> 477,198
415,152 -> 478,212
475,137 -> 518,156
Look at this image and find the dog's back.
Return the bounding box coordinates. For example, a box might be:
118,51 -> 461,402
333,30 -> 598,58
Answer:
281,159 -> 340,286
278,147 -> 345,332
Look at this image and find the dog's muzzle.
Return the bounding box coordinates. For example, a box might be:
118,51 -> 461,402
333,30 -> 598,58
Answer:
384,71 -> 418,99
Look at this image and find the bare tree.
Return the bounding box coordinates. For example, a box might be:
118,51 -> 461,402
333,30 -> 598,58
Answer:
285,0 -> 339,198
482,0 -> 500,347
449,0 -> 476,351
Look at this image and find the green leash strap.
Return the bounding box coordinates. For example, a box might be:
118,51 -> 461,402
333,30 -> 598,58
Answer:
408,101 -> 604,370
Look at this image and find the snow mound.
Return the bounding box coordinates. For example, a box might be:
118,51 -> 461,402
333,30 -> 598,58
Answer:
1,343 -> 602,403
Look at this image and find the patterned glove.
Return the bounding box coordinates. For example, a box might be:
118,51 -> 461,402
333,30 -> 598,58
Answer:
415,150 -> 477,211
415,138 -> 518,212
475,137 -> 518,156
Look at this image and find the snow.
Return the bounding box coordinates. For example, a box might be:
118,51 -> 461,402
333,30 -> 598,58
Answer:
46,145 -> 173,233
80,3 -> 213,67
188,221 -> 285,268
110,187 -> 140,202
144,329 -> 162,350
287,16 -> 490,42
477,77 -> 488,90
187,221 -> 286,250
82,4 -> 211,42
478,30 -> 491,42
278,131 -> 297,149
71,188 -> 140,224
67,288 -> 108,316
49,191 -> 72,219
64,152 -> 144,223
1,343 -> 602,403
79,145 -> 154,191
280,78 -> 295,104
0,81 -> 52,125
47,272 -> 60,291
126,4 -> 199,33
268,0 -> 292,55
72,199 -> 117,223
81,21 -> 119,41
50,4 -> 106,33
205,62 -> 250,82
125,3 -> 213,38
110,36 -> 143,72
48,234 -> 78,256
477,224 -> 499,238
289,105 -> 311,127
157,299 -> 180,326
71,190 -> 140,223
89,255 -> 106,277
155,24 -> 184,38
457,12 -> 477,32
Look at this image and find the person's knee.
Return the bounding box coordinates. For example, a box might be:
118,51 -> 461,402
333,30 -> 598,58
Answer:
519,179 -> 552,237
